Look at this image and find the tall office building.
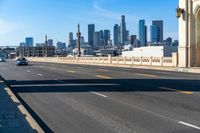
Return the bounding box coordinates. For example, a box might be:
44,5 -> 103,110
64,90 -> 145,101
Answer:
150,25 -> 158,43
152,20 -> 163,42
114,24 -> 120,45
104,30 -> 110,46
120,15 -> 127,45
139,20 -> 147,47
47,39 -> 53,46
56,42 -> 66,53
93,32 -> 100,46
68,32 -> 73,46
99,30 -> 104,46
88,24 -> 95,46
25,37 -> 34,47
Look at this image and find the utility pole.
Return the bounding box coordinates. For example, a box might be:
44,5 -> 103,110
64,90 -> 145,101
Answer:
77,24 -> 81,57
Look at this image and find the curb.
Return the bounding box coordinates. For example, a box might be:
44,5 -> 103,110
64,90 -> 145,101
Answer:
0,76 -> 44,133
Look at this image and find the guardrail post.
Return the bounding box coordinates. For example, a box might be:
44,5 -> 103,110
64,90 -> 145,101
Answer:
108,55 -> 112,64
150,57 -> 153,66
161,57 -> 164,66
172,52 -> 178,67
140,57 -> 143,66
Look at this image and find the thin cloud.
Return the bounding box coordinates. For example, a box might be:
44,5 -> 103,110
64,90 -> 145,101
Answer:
89,1 -> 139,22
0,18 -> 25,34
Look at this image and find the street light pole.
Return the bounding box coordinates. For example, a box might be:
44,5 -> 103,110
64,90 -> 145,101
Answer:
77,24 -> 81,57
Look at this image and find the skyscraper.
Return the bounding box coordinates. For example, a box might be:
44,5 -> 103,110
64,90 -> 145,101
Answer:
139,20 -> 147,47
25,37 -> 34,47
47,39 -> 53,46
152,20 -> 163,42
93,31 -> 100,46
120,15 -> 127,45
88,24 -> 95,46
104,30 -> 110,46
68,32 -> 73,46
114,24 -> 120,45
150,25 -> 158,43
99,30 -> 104,46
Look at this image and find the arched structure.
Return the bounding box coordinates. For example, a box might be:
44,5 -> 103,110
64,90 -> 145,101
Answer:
178,0 -> 200,67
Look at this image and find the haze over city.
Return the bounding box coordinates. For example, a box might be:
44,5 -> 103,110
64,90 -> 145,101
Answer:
0,0 -> 178,46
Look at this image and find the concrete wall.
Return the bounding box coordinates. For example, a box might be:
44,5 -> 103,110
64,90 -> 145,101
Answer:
122,46 -> 178,57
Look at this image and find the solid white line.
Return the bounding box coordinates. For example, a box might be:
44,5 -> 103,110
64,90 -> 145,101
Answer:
179,121 -> 200,130
37,74 -> 43,76
91,92 -> 108,98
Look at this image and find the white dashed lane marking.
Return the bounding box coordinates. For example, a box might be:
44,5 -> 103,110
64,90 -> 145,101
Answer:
179,121 -> 200,130
91,92 -> 108,98
37,74 -> 43,77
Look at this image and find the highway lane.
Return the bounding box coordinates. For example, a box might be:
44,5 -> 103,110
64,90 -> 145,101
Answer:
0,60 -> 200,133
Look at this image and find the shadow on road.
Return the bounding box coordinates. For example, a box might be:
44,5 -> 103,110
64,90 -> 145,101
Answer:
6,78 -> 200,93
5,78 -> 200,132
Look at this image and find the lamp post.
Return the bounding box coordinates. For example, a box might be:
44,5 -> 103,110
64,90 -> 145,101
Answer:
176,7 -> 184,18
77,24 -> 81,57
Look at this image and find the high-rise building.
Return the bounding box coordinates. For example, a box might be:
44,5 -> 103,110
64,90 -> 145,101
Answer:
120,15 -> 127,45
47,39 -> 53,46
139,20 -> 147,47
114,24 -> 120,45
99,30 -> 104,46
128,35 -> 137,45
104,30 -> 110,46
88,24 -> 95,46
68,32 -> 73,46
80,36 -> 85,46
93,32 -> 100,46
25,37 -> 34,47
56,42 -> 66,53
152,20 -> 163,42
150,25 -> 158,43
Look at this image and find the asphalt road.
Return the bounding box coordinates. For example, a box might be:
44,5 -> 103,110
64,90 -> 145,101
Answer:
0,59 -> 200,133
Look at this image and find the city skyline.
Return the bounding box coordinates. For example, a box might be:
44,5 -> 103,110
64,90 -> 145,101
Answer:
0,0 -> 178,46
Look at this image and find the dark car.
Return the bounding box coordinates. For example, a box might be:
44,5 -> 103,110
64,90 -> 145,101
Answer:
0,58 -> 6,62
16,58 -> 28,66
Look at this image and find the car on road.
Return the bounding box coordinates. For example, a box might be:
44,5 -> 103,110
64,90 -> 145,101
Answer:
16,58 -> 28,66
0,58 -> 6,62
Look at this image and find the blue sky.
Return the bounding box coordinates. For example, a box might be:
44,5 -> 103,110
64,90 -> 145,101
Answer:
0,0 -> 178,46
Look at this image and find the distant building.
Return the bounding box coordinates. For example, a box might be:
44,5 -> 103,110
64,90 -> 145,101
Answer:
56,42 -> 66,54
93,31 -> 100,46
88,24 -> 95,46
152,20 -> 163,42
139,20 -> 147,47
35,43 -> 45,47
47,39 -> 53,46
68,32 -> 73,46
104,30 -> 110,46
120,15 -> 127,45
80,36 -> 85,46
17,46 -> 55,57
128,35 -> 137,45
114,24 -> 120,45
150,25 -> 158,43
99,30 -> 104,46
25,37 -> 34,47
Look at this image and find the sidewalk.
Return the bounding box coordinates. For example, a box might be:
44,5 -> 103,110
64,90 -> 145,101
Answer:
0,77 -> 43,133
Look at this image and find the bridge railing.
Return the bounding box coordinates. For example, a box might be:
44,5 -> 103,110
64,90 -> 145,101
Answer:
27,53 -> 178,67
